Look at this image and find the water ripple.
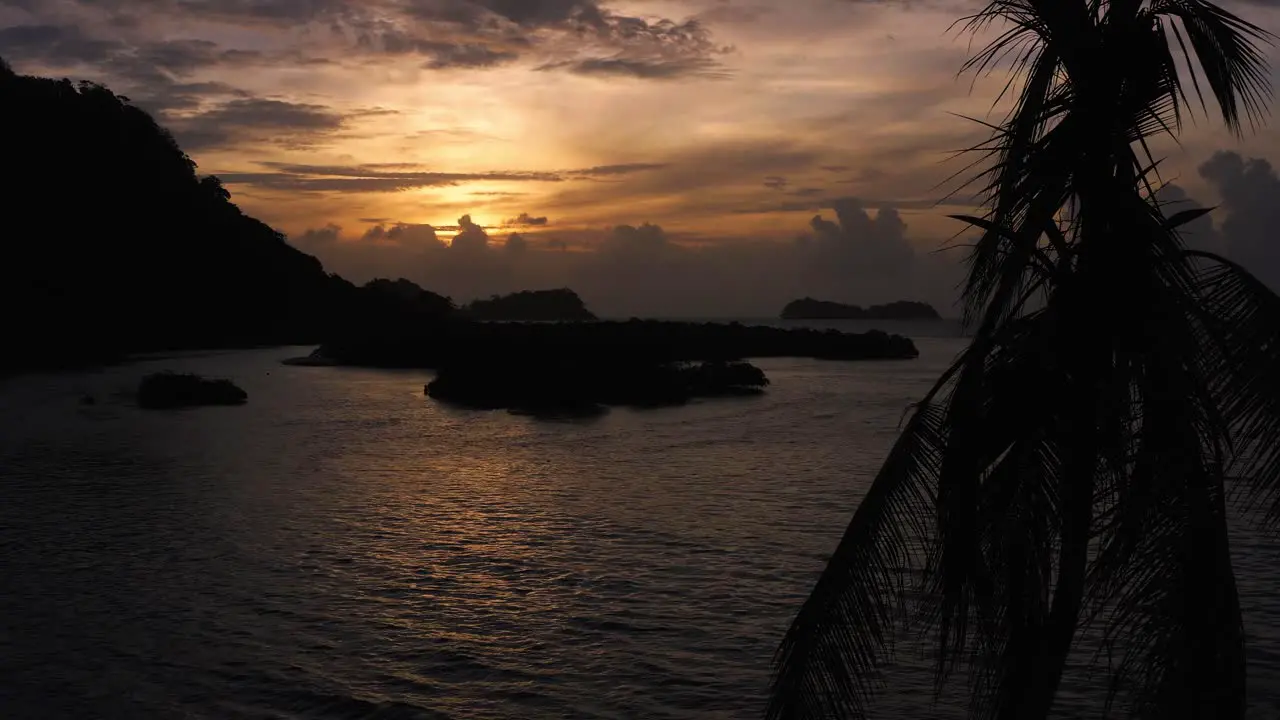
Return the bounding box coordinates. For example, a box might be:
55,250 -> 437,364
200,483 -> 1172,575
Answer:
0,337 -> 1276,718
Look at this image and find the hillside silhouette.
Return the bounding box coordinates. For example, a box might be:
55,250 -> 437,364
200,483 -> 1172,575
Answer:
0,61 -> 450,373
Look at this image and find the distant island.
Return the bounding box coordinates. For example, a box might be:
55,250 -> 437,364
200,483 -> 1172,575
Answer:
462,289 -> 597,321
781,298 -> 942,320
312,318 -> 919,370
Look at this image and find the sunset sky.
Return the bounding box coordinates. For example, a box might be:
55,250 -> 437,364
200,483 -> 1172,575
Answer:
3,0 -> 1280,314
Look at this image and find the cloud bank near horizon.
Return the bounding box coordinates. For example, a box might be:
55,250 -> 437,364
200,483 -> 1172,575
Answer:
291,149 -> 1280,318
292,197 -> 967,317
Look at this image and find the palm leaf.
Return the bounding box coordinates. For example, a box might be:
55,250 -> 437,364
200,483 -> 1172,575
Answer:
766,397 -> 948,719
1185,251 -> 1280,527
1150,0 -> 1275,133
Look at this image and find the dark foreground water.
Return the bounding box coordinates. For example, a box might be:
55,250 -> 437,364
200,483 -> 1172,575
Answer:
2,320 -> 1277,719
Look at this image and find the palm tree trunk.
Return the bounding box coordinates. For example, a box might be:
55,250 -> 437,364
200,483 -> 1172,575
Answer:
1000,122 -> 1121,716
998,368 -> 1098,720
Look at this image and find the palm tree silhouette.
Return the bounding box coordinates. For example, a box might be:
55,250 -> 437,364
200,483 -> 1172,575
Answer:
768,2 -> 1275,718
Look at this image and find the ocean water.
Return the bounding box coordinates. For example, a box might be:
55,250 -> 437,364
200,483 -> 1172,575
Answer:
1,320 -> 1276,719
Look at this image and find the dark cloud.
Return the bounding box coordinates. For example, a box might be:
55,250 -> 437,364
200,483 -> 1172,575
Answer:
401,0 -> 599,26
731,195 -> 978,216
417,41 -> 519,69
290,196 -> 963,317
0,25 -> 261,84
451,214 -> 491,252
221,164 -> 565,192
218,161 -> 671,194
506,213 -> 549,226
6,0 -> 731,80
763,176 -> 788,190
569,163 -> 669,177
602,222 -> 670,257
1198,150 -> 1280,289
361,222 -> 445,246
168,98 -> 346,151
539,141 -> 827,215
505,232 -> 529,254
0,23 -> 286,141
131,81 -> 248,114
0,24 -> 121,65
296,223 -> 343,246
547,56 -> 726,80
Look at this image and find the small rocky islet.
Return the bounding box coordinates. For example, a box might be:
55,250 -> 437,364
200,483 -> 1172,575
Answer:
136,372 -> 247,409
425,358 -> 770,417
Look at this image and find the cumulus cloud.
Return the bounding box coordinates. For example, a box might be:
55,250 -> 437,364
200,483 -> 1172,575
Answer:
450,214 -> 491,253
1198,150 -> 1280,289
290,196 -> 963,317
506,212 -> 549,227
505,232 -> 529,254
296,223 -> 343,246
362,222 -> 445,246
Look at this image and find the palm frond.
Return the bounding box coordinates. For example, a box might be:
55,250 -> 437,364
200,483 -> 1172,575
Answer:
1150,0 -> 1274,133
1185,251 -> 1280,528
773,0 -> 1274,717
767,396 -> 947,719
1089,318 -> 1244,717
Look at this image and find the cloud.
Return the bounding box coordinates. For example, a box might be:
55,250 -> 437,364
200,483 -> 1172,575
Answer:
764,176 -> 788,190
0,24 -> 121,65
450,214 -> 491,252
361,222 -> 445,246
219,164 -> 565,192
7,0 -> 732,80
167,98 -> 347,151
290,195 -> 964,317
505,232 -> 529,254
416,41 -> 519,69
0,24 -> 262,92
296,223 -> 343,247
216,161 -> 669,194
506,212 -> 549,227
1198,150 -> 1280,289
568,163 -> 669,177
546,56 -> 726,80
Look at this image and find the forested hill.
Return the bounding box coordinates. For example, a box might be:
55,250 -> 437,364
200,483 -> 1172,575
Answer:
0,59 -> 443,372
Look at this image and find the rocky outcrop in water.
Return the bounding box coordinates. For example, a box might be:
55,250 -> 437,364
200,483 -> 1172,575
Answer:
137,372 -> 247,409
426,359 -> 769,415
